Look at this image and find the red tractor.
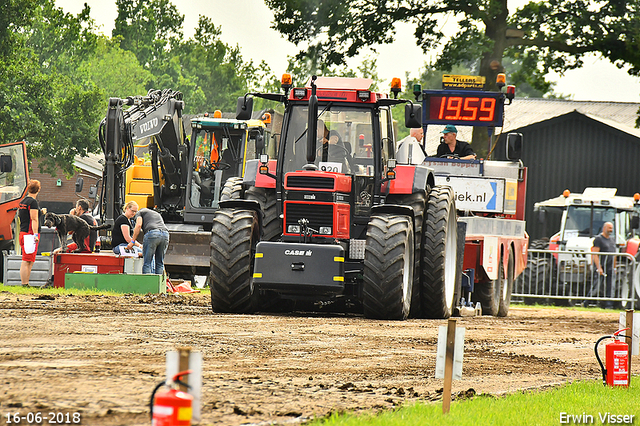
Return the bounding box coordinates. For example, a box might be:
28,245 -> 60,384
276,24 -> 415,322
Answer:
209,75 -> 459,320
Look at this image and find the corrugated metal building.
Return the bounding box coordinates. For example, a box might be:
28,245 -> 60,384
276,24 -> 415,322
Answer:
424,98 -> 640,241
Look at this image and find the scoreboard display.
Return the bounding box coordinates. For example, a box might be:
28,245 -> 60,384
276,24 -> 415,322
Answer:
422,90 -> 505,127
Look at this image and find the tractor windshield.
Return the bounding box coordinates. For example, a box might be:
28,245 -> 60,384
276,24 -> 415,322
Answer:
190,125 -> 247,208
282,105 -> 375,176
563,205 -> 615,239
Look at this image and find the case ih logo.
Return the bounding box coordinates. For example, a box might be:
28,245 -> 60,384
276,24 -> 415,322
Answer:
284,250 -> 313,256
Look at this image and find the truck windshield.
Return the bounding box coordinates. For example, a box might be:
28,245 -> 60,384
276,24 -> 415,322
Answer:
0,143 -> 28,205
282,105 -> 374,176
564,206 -> 615,238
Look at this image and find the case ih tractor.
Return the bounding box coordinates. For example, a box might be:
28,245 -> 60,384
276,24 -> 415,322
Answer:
209,75 -> 459,320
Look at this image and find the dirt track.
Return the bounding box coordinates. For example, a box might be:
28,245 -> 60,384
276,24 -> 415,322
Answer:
0,291 -> 631,425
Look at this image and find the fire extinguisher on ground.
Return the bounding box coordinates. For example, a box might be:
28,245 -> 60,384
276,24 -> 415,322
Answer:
150,370 -> 193,426
594,328 -> 630,387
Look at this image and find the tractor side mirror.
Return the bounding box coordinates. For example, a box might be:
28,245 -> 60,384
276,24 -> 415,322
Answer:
404,103 -> 422,128
631,214 -> 639,230
538,208 -> 546,224
236,96 -> 253,120
506,132 -> 523,161
88,185 -> 97,200
255,132 -> 265,154
0,154 -> 12,173
75,177 -> 84,193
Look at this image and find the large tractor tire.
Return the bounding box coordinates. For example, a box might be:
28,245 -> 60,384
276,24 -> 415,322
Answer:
220,177 -> 244,201
421,186 -> 458,319
209,209 -> 259,313
521,258 -> 553,305
497,248 -> 515,317
386,191 -> 426,317
363,214 -> 414,320
245,186 -> 280,241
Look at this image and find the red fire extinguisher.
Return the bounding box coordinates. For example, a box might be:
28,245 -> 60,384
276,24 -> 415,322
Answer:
594,328 -> 630,387
150,370 -> 193,426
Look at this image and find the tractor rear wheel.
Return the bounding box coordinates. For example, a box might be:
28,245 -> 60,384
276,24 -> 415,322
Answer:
421,186 -> 457,319
220,177 -> 244,201
386,191 -> 426,317
363,214 -> 414,320
245,186 -> 280,241
209,209 -> 259,313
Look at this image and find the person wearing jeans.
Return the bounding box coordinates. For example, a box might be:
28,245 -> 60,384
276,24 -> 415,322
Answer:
129,208 -> 169,274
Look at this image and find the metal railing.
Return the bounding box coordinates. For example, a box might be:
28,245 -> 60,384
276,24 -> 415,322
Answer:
514,249 -> 639,308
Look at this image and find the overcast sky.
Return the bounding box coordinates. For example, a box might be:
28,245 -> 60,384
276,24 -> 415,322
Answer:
55,0 -> 640,103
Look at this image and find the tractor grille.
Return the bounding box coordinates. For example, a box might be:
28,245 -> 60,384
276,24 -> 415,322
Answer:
285,203 -> 334,230
286,175 -> 334,189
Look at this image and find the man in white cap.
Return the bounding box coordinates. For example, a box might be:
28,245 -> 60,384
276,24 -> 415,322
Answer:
436,124 -> 476,160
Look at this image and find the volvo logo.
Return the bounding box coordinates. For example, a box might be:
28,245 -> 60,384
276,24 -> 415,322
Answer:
284,249 -> 313,256
139,117 -> 159,134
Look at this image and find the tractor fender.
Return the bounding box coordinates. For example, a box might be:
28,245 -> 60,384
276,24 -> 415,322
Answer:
243,159 -> 276,188
371,204 -> 415,223
218,199 -> 263,231
625,238 -> 640,257
386,164 -> 434,194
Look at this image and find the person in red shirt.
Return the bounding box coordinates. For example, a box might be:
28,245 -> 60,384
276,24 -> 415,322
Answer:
18,180 -> 43,286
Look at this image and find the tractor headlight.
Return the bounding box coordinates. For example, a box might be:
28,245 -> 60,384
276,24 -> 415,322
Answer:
319,226 -> 332,235
288,225 -> 301,234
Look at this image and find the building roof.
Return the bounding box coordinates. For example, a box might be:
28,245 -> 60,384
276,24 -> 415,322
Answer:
424,98 -> 640,155
74,153 -> 103,176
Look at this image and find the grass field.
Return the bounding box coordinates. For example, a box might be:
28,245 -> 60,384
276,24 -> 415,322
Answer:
310,379 -> 639,425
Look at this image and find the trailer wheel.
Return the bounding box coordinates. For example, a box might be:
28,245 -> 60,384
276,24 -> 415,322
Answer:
209,209 -> 259,313
220,177 -> 244,201
421,186 -> 457,319
476,252 -> 504,315
363,214 -> 414,320
245,187 -> 280,241
497,248 -> 515,317
386,191 -> 426,317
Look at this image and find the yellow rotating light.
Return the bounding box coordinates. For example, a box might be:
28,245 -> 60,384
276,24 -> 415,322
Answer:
281,73 -> 292,89
213,110 -> 222,118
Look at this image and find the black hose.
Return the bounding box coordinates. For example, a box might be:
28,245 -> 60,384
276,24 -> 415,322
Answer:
594,334 -> 631,386
149,380 -> 166,420
594,335 -> 611,386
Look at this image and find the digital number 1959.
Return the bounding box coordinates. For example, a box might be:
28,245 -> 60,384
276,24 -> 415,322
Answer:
5,411 -> 81,424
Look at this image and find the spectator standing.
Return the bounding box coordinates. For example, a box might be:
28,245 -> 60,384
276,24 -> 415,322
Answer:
591,222 -> 616,309
111,201 -> 142,256
18,180 -> 43,286
129,208 -> 169,274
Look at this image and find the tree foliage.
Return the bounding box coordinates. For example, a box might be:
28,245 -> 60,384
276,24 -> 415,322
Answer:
0,0 -> 103,175
265,0 -> 640,94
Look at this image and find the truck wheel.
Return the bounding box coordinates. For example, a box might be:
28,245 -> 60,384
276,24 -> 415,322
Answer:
220,177 -> 244,201
245,187 -> 280,241
386,191 -> 426,317
497,248 -> 515,317
421,186 -> 457,319
363,214 -> 414,320
476,253 -> 504,316
209,209 -> 259,313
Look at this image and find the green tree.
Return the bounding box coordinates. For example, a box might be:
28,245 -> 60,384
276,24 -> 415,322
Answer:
79,36 -> 154,100
0,0 -> 103,175
112,0 -> 184,70
265,0 -> 640,92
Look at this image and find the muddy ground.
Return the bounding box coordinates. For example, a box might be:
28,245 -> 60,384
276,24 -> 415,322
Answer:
0,291 -> 632,425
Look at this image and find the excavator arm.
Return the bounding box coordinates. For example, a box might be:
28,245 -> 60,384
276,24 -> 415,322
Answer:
98,89 -> 188,225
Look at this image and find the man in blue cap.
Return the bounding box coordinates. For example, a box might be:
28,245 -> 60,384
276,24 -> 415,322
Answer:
436,124 -> 476,160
